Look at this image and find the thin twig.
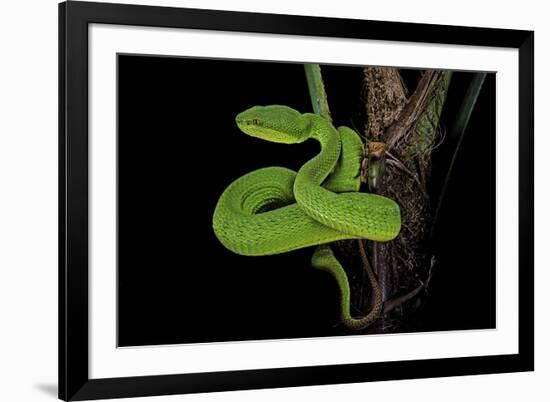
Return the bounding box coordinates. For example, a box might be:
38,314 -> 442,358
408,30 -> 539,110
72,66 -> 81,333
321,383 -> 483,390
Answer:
358,239 -> 382,311
383,256 -> 435,314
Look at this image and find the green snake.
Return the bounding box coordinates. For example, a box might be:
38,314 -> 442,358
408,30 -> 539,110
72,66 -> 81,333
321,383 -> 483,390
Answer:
212,105 -> 401,329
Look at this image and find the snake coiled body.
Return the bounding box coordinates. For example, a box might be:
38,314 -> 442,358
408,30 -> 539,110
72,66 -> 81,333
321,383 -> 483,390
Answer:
212,105 -> 401,329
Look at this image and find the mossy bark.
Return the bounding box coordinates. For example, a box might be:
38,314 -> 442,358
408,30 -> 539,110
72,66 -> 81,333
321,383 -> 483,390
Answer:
361,69 -> 452,331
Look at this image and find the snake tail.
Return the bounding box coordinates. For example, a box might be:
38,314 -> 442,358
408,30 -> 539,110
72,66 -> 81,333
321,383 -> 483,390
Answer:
311,243 -> 382,330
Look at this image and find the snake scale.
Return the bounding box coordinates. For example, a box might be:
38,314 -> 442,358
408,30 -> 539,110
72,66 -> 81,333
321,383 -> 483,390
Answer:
212,105 -> 401,329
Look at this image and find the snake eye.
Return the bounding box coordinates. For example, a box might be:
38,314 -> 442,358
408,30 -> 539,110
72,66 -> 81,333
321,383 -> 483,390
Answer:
252,119 -> 261,125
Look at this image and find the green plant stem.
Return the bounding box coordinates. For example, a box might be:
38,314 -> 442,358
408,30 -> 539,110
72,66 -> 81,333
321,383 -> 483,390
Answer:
430,72 -> 486,239
304,64 -> 332,121
449,73 -> 487,140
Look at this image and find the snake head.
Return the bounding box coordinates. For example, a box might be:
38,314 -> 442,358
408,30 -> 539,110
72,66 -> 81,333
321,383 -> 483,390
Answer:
236,105 -> 308,144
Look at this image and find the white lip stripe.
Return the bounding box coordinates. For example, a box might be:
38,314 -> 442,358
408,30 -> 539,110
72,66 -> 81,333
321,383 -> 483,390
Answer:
89,23 -> 518,379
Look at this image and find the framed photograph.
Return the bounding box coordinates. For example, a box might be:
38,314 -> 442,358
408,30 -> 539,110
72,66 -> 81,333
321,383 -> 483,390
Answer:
59,1 -> 534,400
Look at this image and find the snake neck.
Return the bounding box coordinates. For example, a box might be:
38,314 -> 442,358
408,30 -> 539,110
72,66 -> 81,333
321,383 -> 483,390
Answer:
298,114 -> 341,184
293,115 -> 342,224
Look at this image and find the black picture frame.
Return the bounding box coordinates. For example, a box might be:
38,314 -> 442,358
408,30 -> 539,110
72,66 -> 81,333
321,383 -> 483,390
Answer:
59,1 -> 534,400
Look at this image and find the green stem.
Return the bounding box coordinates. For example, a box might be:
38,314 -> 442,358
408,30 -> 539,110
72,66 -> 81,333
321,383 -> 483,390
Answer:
449,73 -> 487,140
430,72 -> 486,239
304,64 -> 332,121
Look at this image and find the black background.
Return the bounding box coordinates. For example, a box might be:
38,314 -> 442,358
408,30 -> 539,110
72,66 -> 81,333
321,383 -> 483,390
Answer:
117,55 -> 495,347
